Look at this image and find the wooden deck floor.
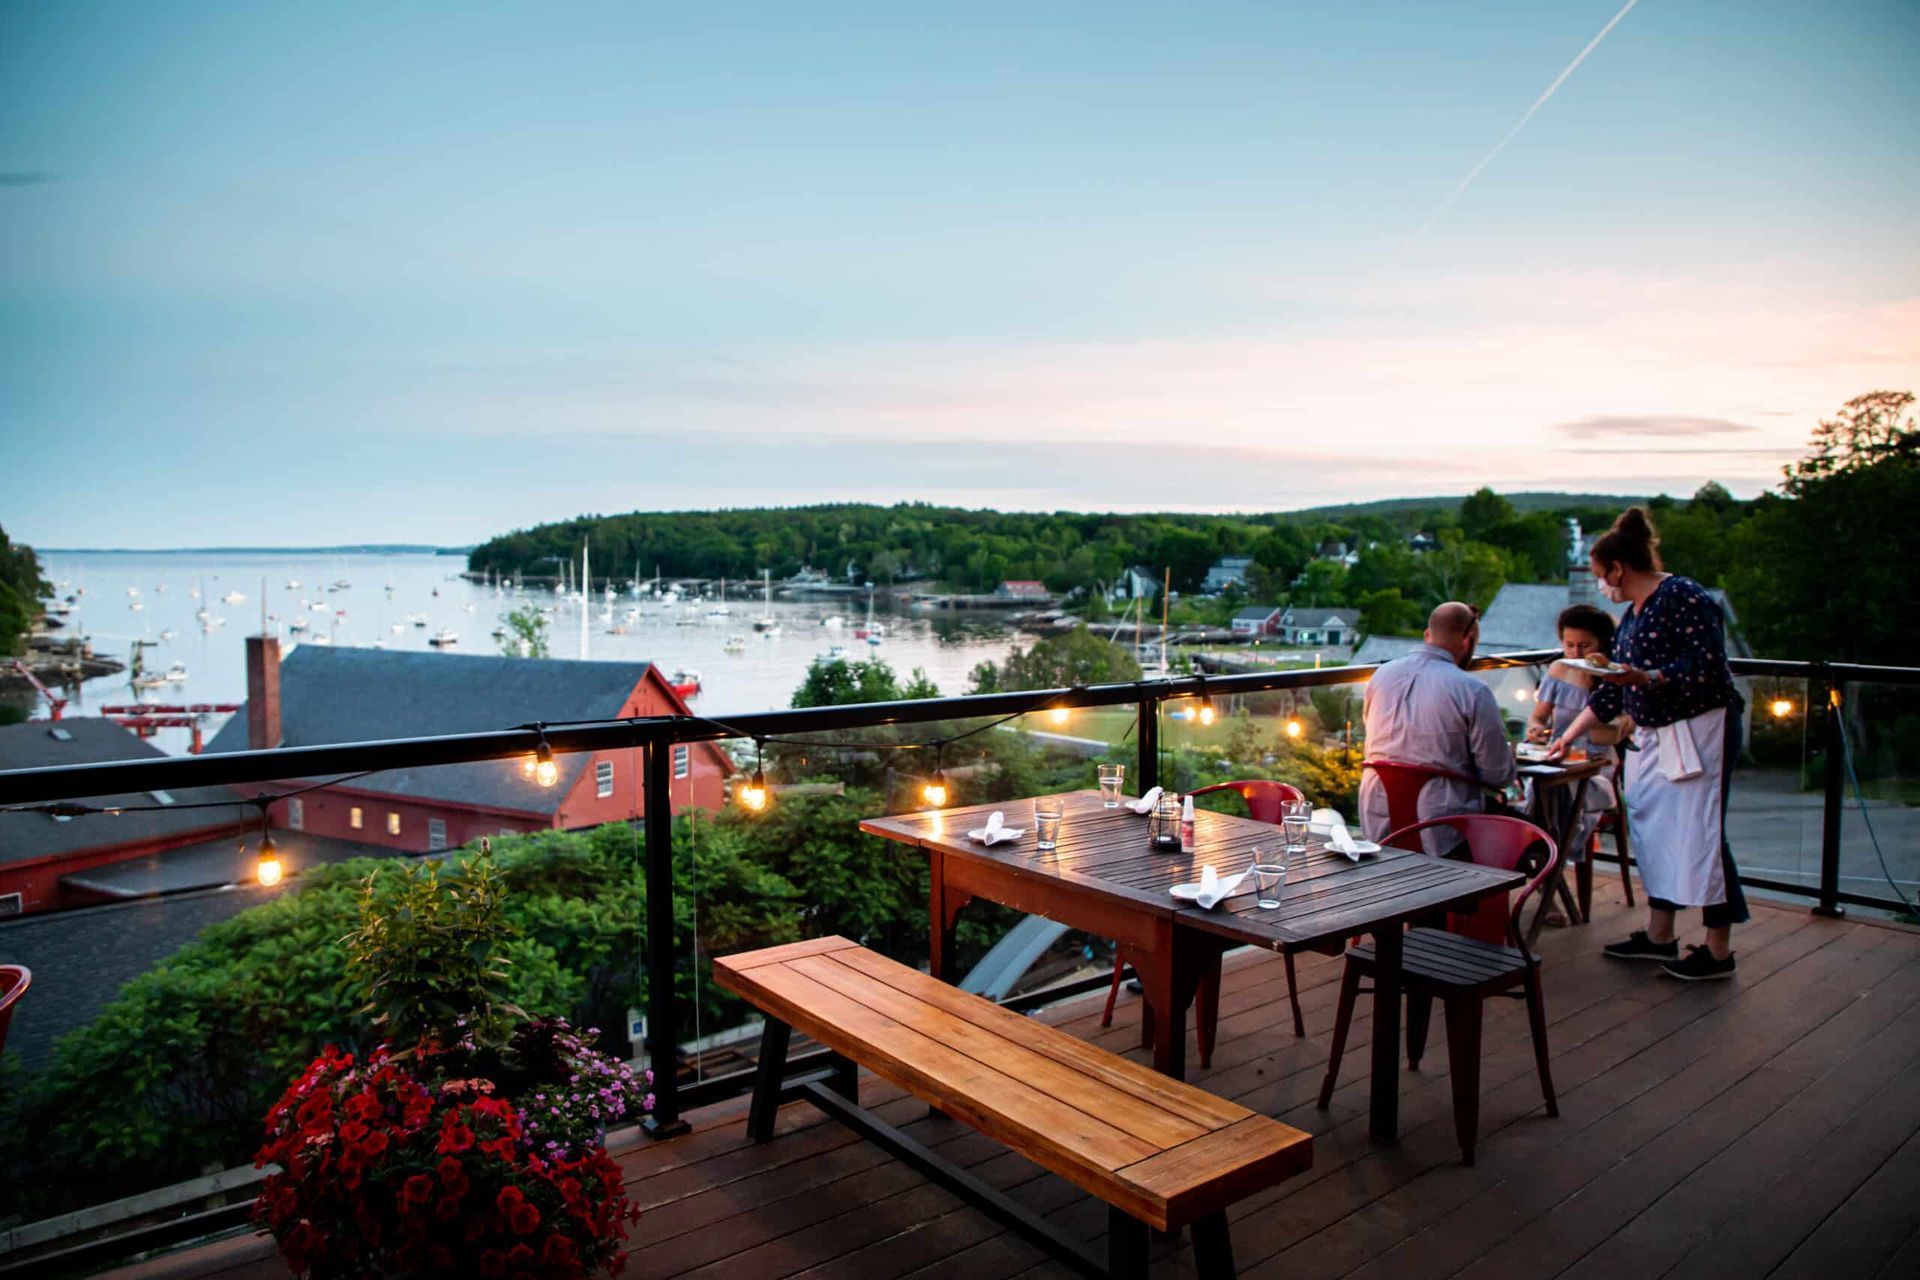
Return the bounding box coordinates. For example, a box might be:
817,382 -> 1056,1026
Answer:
108,889 -> 1920,1280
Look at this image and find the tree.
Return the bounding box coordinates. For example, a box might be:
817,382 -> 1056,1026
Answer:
1415,530 -> 1513,610
1727,390 -> 1918,663
1481,513 -> 1565,581
1250,525 -> 1312,587
1356,588 -> 1420,637
968,629 -> 1142,693
791,656 -> 938,708
1459,487 -> 1516,541
1783,391 -> 1917,494
0,524 -> 48,656
496,604 -> 551,658
1292,559 -> 1348,607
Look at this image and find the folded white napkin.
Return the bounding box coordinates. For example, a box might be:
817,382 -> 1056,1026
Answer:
1127,786 -> 1164,815
967,810 -> 1025,845
1309,807 -> 1357,854
1655,718 -> 1704,782
1193,863 -> 1249,910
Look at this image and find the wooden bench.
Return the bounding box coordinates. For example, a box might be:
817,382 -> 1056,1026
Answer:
714,937 -> 1313,1279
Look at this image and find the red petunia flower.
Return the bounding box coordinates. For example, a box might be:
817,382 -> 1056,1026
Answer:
509,1201 -> 541,1235
402,1174 -> 435,1206
478,1247 -> 508,1277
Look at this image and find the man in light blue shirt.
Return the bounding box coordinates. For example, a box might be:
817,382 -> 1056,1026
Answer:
1358,602 -> 1516,850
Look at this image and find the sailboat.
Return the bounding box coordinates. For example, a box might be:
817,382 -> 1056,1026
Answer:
752,570 -> 781,635
855,584 -> 885,645
707,577 -> 731,617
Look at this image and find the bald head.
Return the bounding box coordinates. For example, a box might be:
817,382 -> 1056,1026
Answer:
1426,602 -> 1479,667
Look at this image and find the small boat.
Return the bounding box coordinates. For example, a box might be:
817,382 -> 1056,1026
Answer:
128,601 -> 143,612
222,590 -> 246,605
605,624 -> 629,636
126,587 -> 140,598
391,622 -> 407,635
153,584 -> 167,594
820,615 -> 845,630
132,672 -> 168,690
753,569 -> 781,634
288,617 -> 310,633
285,579 -> 300,590
669,669 -> 701,697
428,629 -> 459,648
311,601 -> 332,614
818,645 -> 848,662
306,631 -> 333,646
163,662 -> 188,683
723,634 -> 747,654
158,628 -> 176,641
854,584 -> 885,641
491,626 -> 509,640
332,579 -> 351,590
707,577 -> 732,617
408,613 -> 429,627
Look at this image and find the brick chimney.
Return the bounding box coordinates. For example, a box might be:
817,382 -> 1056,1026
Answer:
246,634 -> 282,750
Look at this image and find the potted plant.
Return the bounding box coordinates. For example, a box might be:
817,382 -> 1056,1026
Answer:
254,845 -> 649,1278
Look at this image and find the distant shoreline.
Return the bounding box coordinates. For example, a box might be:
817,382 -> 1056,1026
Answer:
41,546 -> 473,556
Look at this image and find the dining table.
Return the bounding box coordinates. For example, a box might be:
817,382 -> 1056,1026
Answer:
1514,753 -> 1609,944
862,789 -> 1527,1142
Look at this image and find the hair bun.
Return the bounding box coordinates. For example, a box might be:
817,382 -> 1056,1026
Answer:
1612,506 -> 1658,549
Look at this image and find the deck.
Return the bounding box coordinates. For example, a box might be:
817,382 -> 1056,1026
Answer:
107,890 -> 1920,1280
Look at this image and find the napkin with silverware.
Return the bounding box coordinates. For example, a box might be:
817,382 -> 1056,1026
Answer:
1192,863 -> 1249,910
1314,807 -> 1360,858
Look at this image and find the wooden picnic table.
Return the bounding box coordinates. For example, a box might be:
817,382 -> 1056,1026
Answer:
862,789 -> 1526,1142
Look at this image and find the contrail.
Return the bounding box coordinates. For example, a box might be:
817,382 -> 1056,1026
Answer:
1420,0 -> 1641,233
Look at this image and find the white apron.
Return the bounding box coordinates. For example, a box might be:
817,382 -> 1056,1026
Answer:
1624,706 -> 1728,907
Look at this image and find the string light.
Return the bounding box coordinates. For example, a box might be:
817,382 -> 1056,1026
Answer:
529,729 -> 559,789
1049,706 -> 1070,726
1770,698 -> 1795,720
1284,718 -> 1304,739
1194,673 -> 1215,727
738,739 -> 770,812
921,743 -> 949,808
251,802 -> 282,886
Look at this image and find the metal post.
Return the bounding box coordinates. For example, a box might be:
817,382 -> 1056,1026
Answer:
1815,674 -> 1846,919
1136,693 -> 1159,793
642,738 -> 691,1136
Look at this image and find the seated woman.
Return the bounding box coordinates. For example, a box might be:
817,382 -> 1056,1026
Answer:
1527,605 -> 1620,919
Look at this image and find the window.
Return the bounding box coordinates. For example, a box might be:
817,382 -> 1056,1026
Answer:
287,797 -> 303,830
428,818 -> 448,851
596,761 -> 614,798
350,806 -> 363,830
0,892 -> 21,918
387,812 -> 401,836
672,745 -> 690,780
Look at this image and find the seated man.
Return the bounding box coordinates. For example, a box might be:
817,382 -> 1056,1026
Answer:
1358,601 -> 1516,851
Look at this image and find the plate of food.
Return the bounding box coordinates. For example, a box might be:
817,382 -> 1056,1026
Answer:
1515,742 -> 1553,762
1559,655 -> 1626,677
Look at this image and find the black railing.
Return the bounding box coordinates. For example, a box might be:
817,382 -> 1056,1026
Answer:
2,651 -> 1915,1137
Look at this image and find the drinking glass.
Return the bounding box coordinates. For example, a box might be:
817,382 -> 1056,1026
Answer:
1281,799 -> 1311,860
1251,860 -> 1286,909
1034,800 -> 1065,852
1098,763 -> 1126,808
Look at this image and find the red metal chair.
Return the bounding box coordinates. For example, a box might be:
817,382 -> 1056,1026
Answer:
1316,814 -> 1560,1165
1363,758 -> 1509,942
0,964 -> 31,1059
1100,781 -> 1310,1057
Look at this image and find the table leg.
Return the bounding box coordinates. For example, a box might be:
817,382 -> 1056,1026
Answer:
1369,923 -> 1403,1142
1141,947 -> 1187,1081
928,849 -> 965,984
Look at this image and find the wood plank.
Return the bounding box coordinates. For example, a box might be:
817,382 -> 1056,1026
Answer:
786,951 -> 1213,1149
714,935 -> 862,970
827,946 -> 1247,1130
1117,1117 -> 1313,1226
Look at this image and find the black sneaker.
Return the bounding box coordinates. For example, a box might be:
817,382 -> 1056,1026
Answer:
1663,946 -> 1736,982
1603,931 -> 1679,962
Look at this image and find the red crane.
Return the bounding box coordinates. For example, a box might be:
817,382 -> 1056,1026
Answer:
8,659 -> 68,721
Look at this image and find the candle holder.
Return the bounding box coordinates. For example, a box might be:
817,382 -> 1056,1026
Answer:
1148,791 -> 1183,850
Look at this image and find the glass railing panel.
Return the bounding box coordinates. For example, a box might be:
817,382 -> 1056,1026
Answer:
1836,680 -> 1920,919
1155,679 -> 1367,821
1724,675 -> 1822,902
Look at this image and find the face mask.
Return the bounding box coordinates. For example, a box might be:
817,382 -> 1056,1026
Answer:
1598,577 -> 1626,603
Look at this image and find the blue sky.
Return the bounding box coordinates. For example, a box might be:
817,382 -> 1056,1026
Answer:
4,0 -> 1916,547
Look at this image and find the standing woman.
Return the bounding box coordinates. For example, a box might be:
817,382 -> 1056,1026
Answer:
1548,507 -> 1748,980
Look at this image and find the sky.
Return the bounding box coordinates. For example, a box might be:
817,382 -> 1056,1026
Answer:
3,0 -> 1916,548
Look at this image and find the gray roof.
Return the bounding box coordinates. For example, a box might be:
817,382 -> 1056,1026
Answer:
60,829 -> 396,900
1287,607 -> 1361,627
1477,583 -> 1622,653
204,646 -> 661,815
1232,605 -> 1283,622
0,719 -> 249,867
1352,635 -> 1427,664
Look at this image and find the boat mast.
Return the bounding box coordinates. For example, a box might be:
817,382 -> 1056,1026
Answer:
580,541 -> 590,661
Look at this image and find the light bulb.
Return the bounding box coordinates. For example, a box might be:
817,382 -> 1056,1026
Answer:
533,742 -> 558,788
922,774 -> 949,808
1197,700 -> 1216,727
1049,707 -> 1070,726
255,833 -> 283,886
1770,698 -> 1794,720
1284,718 -> 1304,739
739,769 -> 769,812
521,755 -> 537,779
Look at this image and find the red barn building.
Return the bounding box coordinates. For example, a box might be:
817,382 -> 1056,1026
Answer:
205,639 -> 730,850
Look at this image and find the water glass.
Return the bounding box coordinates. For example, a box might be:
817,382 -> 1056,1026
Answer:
1281,799 -> 1311,859
1251,860 -> 1286,909
1098,763 -> 1126,808
1034,800 -> 1065,852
